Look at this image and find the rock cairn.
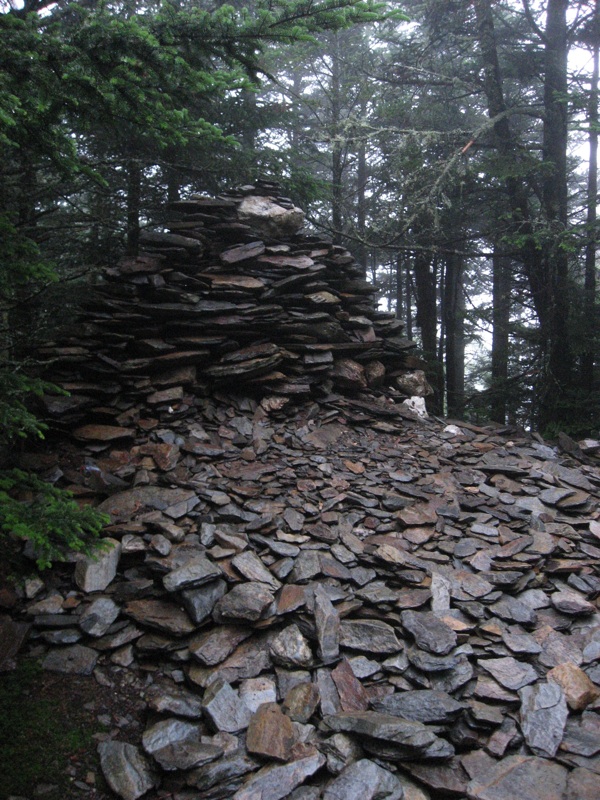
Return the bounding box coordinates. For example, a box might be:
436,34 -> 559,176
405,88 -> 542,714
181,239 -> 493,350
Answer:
3,183 -> 598,800
36,180 -> 425,434
6,400 -> 600,800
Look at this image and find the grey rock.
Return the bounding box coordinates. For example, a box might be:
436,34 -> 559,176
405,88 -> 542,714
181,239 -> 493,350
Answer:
239,676 -> 278,712
340,619 -> 402,654
187,749 -> 260,791
79,596 -> 120,637
40,628 -> 82,645
407,647 -> 459,673
288,550 -> 322,583
519,682 -> 568,758
153,741 -> 223,772
145,679 -> 204,718
488,596 -> 537,626
42,644 -> 98,675
232,748 -> 326,800
163,554 -> 222,592
321,711 -> 438,753
372,690 -> 464,724
190,625 -> 252,666
213,582 -> 274,623
98,741 -> 156,800
270,624 -> 313,667
202,678 -> 253,733
480,657 -> 538,690
314,583 -> 340,662
74,538 -> 121,592
551,589 -> 596,616
323,758 -> 404,800
466,754 -> 568,800
142,718 -> 199,755
232,550 -> 281,590
401,610 -> 457,655
182,579 -> 228,624
321,732 -> 364,775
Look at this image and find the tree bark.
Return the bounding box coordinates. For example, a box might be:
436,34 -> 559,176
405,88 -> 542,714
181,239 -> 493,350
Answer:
126,158 -> 141,257
490,250 -> 512,423
330,32 -> 344,244
582,0 -> 599,392
356,136 -> 368,273
474,0 -> 572,429
540,0 -> 572,426
413,250 -> 443,411
443,252 -> 465,418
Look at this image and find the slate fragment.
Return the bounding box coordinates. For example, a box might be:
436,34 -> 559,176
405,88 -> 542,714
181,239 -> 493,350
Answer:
202,678 -> 253,733
98,741 -> 156,800
401,610 -> 457,655
465,754 -> 568,800
518,682 -> 567,757
323,758 -> 404,800
314,583 -> 340,662
479,657 -> 538,690
232,748 -> 326,800
246,702 -> 295,760
42,644 -> 98,675
213,582 -> 274,623
372,690 -> 464,724
74,538 -> 121,593
340,619 -> 402,654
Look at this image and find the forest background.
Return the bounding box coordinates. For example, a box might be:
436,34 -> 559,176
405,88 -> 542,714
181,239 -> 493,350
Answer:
1,0 -> 599,454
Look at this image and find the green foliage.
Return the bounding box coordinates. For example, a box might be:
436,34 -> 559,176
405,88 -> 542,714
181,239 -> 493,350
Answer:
0,364 -> 108,571
0,469 -> 109,570
0,368 -> 57,442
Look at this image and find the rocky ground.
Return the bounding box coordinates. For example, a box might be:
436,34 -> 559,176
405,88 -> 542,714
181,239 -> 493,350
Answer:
2,391 -> 600,800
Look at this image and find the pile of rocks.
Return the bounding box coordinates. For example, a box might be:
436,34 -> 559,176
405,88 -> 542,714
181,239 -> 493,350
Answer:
5,182 -> 598,800
7,393 -> 600,800
36,180 -> 425,434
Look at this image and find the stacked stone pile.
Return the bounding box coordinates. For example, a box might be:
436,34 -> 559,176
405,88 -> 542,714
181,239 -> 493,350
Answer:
4,181 -> 598,800
4,393 -> 600,800
36,180 -> 424,434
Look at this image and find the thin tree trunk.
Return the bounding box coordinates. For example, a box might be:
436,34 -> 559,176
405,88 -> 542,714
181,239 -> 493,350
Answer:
126,158 -> 141,257
582,0 -> 599,392
356,137 -> 368,273
330,32 -> 343,244
395,253 -> 404,319
490,250 -> 512,423
413,250 -> 443,412
444,252 -> 465,418
405,261 -> 413,340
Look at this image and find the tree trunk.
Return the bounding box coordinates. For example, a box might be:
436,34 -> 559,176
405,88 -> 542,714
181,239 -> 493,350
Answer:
126,158 -> 141,257
490,250 -> 512,423
474,0 -> 573,430
443,252 -> 465,418
356,137 -> 368,273
582,0 -> 599,392
539,0 -> 572,427
395,253 -> 404,320
330,32 -> 344,244
413,250 -> 443,411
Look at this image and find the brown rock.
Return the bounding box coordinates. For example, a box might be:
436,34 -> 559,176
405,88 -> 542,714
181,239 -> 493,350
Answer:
547,662 -> 600,710
331,658 -> 369,712
246,703 -> 295,761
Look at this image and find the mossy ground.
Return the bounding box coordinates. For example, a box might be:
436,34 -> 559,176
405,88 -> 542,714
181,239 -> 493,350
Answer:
0,658 -> 123,800
0,658 -> 101,798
